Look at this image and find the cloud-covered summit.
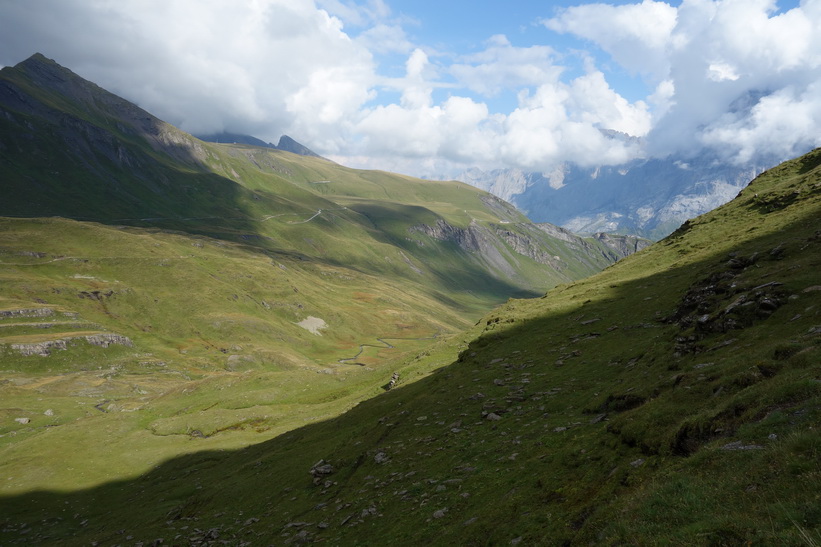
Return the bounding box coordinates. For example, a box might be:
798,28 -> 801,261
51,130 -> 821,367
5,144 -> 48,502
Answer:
1,0 -> 818,177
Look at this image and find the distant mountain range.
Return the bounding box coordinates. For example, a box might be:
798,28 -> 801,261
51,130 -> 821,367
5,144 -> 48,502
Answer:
458,155 -> 772,240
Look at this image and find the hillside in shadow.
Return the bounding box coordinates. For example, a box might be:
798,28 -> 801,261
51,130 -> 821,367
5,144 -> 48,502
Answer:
1,150 -> 818,544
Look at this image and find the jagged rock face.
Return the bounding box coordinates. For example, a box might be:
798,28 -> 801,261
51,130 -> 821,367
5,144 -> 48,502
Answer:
410,220 -> 527,280
457,157 -> 776,240
493,228 -> 562,268
410,219 -> 486,253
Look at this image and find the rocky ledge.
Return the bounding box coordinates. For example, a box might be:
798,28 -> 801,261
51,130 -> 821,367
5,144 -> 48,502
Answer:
9,333 -> 133,356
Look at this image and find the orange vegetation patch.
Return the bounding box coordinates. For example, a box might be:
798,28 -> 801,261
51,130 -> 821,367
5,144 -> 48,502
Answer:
352,292 -> 376,302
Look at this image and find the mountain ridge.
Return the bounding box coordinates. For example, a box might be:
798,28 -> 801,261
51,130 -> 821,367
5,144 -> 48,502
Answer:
0,53 -> 652,514
195,131 -> 326,159
458,154 -> 773,240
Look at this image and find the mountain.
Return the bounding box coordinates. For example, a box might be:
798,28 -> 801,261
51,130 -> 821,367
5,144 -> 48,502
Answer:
459,155 -> 772,240
274,134 -> 323,158
0,53 -> 629,286
0,52 -> 650,519
196,131 -> 324,159
195,131 -> 276,148
2,135 -> 818,543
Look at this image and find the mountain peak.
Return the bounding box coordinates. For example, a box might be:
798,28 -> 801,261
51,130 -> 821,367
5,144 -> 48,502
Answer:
13,52 -> 83,88
276,135 -> 321,158
18,52 -> 58,68
195,132 -> 326,159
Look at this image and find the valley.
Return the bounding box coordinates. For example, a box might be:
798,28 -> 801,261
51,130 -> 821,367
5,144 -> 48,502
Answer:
0,55 -> 637,503
0,53 -> 818,545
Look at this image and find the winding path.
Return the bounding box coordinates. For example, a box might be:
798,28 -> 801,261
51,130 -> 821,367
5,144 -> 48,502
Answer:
338,332 -> 440,365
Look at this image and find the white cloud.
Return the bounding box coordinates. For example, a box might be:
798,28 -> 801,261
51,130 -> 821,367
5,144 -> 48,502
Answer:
544,0 -> 678,80
356,23 -> 414,55
1,0 -> 819,177
699,82 -> 821,163
707,63 -> 740,82
546,0 -> 821,164
0,0 -> 376,148
316,0 -> 391,27
646,0 -> 821,162
568,71 -> 651,137
499,78 -> 643,169
449,35 -> 561,96
352,43 -> 648,175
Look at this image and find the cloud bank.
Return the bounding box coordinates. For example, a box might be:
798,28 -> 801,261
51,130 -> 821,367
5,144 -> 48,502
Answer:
1,0 -> 819,176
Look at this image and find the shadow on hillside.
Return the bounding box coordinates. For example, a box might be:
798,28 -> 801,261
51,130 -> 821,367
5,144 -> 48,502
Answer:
1,112 -> 539,307
1,121 -> 258,239
2,199 -> 817,544
346,201 -> 548,300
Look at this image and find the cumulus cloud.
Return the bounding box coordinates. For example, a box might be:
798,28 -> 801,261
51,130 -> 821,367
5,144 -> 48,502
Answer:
449,35 -> 561,96
499,75 -> 646,169
700,82 -> 821,164
549,0 -> 821,164
0,0 -> 376,150
355,44 -> 647,174
1,0 -> 819,176
544,0 -> 678,80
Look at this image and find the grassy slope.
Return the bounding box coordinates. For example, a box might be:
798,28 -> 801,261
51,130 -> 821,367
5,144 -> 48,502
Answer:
0,54 -> 638,511
1,145 -> 818,544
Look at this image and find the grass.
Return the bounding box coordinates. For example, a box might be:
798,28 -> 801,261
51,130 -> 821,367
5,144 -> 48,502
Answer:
2,54 -> 818,545
1,146 -> 816,545
0,54 -> 640,517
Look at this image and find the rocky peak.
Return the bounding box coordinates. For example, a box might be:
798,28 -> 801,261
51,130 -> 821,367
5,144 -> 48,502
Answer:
276,135 -> 321,158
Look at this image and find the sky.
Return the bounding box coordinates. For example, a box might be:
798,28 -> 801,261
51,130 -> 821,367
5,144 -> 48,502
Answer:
1,0 -> 819,178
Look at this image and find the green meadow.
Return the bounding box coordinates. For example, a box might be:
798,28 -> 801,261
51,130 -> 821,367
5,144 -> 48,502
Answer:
1,54 -> 818,545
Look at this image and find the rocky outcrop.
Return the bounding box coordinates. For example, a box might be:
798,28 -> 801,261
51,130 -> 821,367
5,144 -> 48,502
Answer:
666,248 -> 789,356
9,333 -> 133,356
10,339 -> 68,356
0,308 -> 54,318
494,228 -> 560,267
591,233 -> 652,256
85,333 -> 133,348
309,460 -> 335,486
534,223 -> 584,245
410,219 -> 519,279
410,219 -> 486,253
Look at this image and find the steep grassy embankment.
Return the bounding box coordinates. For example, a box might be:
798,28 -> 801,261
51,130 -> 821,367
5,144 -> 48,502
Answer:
1,151 -> 817,543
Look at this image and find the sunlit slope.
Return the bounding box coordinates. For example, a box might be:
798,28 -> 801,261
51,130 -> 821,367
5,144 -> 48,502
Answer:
0,215 -> 475,493
0,52 -> 645,508
2,148 -> 815,545
0,53 -> 624,299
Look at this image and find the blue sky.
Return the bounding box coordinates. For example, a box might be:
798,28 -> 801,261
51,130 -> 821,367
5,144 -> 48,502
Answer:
360,1 -> 662,108
0,0 -> 817,177
362,0 -> 801,109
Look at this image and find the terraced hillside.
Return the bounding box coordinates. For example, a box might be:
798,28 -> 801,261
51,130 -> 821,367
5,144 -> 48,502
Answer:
0,117 -> 818,545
